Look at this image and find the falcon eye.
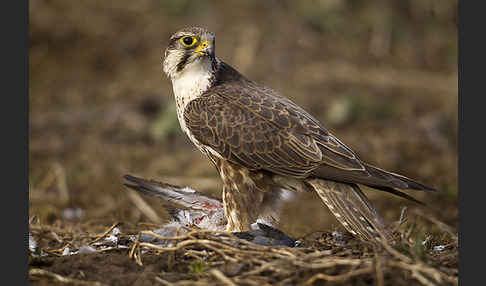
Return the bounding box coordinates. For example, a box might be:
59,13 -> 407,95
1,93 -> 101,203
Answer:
180,36 -> 197,47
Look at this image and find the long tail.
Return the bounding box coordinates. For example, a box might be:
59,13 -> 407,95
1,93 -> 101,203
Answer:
306,178 -> 393,242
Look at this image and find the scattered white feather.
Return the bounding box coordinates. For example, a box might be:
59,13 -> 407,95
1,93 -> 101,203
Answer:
62,247 -> 70,256
433,245 -> 446,252
29,232 -> 37,253
111,227 -> 121,236
78,246 -> 97,254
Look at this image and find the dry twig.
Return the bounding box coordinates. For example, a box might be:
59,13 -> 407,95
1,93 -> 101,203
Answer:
29,268 -> 108,286
89,221 -> 119,245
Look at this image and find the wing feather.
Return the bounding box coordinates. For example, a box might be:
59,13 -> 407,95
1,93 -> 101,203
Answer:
184,81 -> 366,178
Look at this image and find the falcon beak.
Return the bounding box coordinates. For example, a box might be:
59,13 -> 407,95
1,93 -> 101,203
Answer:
193,41 -> 211,56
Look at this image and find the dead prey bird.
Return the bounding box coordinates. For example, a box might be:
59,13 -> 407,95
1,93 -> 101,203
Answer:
123,175 -> 296,247
125,26 -> 435,243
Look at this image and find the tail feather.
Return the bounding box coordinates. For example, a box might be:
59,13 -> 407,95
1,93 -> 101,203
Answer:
370,185 -> 426,205
312,162 -> 436,207
307,179 -> 393,242
363,163 -> 436,192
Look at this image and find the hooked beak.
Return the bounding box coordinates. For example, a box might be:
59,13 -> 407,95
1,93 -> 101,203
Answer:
193,41 -> 212,56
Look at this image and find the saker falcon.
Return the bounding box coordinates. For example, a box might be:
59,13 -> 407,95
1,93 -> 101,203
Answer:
150,26 -> 435,242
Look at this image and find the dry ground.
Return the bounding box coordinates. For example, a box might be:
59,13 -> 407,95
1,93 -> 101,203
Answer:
29,207 -> 458,286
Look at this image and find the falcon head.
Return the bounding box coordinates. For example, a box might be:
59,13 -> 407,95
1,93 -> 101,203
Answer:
163,26 -> 216,79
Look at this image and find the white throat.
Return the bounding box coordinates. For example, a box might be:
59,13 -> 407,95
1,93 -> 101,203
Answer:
172,59 -> 213,115
170,57 -> 216,145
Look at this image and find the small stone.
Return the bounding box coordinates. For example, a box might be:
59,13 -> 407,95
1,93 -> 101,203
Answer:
221,262 -> 244,277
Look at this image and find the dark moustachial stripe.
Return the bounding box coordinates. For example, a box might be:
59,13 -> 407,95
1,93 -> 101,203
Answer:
176,53 -> 191,72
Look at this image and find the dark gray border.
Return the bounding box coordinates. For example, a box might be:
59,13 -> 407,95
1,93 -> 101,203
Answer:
4,0 -> 29,284
458,0 -> 473,285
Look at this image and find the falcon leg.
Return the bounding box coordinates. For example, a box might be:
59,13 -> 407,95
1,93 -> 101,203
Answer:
222,186 -> 257,231
219,162 -> 266,232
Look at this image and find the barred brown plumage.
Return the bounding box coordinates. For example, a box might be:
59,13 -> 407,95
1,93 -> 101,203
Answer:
156,26 -> 436,242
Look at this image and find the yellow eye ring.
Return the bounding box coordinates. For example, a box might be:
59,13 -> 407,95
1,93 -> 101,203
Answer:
180,36 -> 197,48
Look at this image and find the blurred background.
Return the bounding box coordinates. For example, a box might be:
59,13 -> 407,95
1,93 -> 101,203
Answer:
29,0 -> 457,237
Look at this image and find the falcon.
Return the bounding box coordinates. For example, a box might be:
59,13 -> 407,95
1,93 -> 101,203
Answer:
157,26 -> 435,242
